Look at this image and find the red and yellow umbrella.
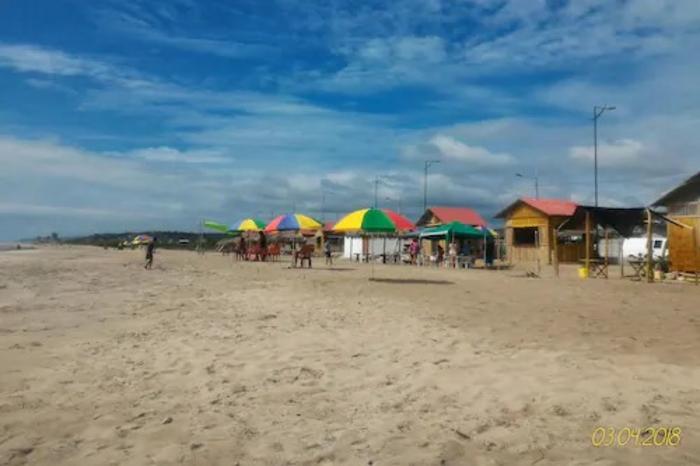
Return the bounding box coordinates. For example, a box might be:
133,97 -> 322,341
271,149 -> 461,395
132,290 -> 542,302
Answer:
333,208 -> 414,233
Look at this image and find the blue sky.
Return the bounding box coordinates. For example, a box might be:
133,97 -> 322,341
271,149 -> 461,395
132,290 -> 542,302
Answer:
1,0 -> 699,239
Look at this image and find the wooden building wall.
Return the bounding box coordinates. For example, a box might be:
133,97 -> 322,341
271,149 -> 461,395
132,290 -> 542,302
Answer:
667,216 -> 700,273
504,204 -> 551,264
504,204 -> 580,265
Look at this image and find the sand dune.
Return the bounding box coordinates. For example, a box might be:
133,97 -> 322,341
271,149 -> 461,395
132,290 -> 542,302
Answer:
1,246 -> 699,465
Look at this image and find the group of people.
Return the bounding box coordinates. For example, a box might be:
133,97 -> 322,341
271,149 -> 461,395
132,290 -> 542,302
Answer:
233,232 -> 334,267
407,238 -> 489,268
234,231 -> 269,261
142,232 -> 335,269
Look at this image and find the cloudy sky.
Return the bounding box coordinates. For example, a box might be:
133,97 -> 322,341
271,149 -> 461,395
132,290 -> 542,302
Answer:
1,0 -> 699,239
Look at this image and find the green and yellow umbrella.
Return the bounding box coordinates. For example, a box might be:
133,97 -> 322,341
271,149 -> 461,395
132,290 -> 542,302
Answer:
333,208 -> 414,233
230,218 -> 266,232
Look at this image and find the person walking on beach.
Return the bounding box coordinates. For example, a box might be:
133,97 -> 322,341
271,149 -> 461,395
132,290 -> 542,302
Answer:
239,237 -> 247,261
448,240 -> 458,268
258,231 -> 267,262
324,236 -> 332,266
145,237 -> 156,269
436,243 -> 444,266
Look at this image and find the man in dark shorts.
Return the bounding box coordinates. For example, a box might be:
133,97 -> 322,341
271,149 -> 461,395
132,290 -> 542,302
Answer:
145,237 -> 156,269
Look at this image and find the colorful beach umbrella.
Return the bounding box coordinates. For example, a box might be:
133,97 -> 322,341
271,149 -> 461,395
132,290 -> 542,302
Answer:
333,208 -> 414,233
264,213 -> 322,232
230,218 -> 266,232
132,234 -> 153,245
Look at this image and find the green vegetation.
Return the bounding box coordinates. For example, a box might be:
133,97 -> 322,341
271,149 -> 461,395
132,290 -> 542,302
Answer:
58,231 -> 230,250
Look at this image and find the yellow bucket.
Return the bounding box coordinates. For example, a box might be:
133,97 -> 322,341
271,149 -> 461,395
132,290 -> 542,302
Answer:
578,267 -> 589,279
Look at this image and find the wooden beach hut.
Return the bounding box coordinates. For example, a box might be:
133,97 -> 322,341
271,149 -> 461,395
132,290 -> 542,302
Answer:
415,206 -> 487,257
494,198 -> 578,265
652,172 -> 700,273
416,206 -> 487,228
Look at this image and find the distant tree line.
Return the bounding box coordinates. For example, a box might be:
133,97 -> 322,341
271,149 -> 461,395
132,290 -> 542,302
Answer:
49,231 -> 231,250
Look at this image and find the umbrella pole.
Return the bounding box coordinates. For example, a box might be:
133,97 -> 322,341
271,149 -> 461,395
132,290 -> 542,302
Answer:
370,234 -> 375,280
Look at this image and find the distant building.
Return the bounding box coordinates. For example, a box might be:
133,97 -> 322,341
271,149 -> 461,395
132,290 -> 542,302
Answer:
652,171 -> 700,272
416,206 -> 487,228
495,198 -> 578,265
415,206 -> 488,257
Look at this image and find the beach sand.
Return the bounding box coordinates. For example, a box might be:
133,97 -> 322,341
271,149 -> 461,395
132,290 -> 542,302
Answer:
1,246 -> 699,465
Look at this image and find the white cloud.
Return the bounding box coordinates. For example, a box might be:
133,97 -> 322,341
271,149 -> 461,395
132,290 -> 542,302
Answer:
429,135 -> 513,166
0,43 -> 114,78
127,147 -> 231,164
569,139 -> 646,167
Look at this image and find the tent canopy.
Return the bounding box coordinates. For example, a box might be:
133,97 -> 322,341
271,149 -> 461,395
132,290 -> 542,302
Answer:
420,221 -> 493,239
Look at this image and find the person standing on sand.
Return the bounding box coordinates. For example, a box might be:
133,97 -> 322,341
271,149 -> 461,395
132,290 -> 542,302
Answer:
145,237 -> 156,269
436,243 -> 444,266
258,231 -> 267,262
324,235 -> 332,266
239,236 -> 247,261
448,240 -> 458,268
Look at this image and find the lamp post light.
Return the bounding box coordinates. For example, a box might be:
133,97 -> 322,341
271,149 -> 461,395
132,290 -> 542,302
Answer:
423,160 -> 440,212
515,172 -> 539,199
373,176 -> 389,209
384,195 -> 402,214
593,105 -> 615,207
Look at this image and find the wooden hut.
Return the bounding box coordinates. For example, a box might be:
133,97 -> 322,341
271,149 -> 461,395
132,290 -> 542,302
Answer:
416,206 -> 487,256
495,198 -> 578,265
416,206 -> 487,228
652,172 -> 700,273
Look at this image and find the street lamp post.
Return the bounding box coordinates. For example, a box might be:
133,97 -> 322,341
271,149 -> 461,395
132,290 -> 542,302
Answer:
515,172 -> 539,199
593,105 -> 615,207
385,195 -> 402,214
423,160 -> 440,212
373,176 -> 388,208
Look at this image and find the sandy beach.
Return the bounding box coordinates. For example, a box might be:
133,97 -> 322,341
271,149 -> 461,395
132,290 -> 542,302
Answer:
1,246 -> 700,465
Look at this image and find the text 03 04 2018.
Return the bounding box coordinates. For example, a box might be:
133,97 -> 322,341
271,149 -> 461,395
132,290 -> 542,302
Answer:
591,427 -> 681,447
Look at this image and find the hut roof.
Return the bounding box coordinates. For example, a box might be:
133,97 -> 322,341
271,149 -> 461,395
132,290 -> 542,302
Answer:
417,206 -> 487,227
495,197 -> 577,218
652,171 -> 700,206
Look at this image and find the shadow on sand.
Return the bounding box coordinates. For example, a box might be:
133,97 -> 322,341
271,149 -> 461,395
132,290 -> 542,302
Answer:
368,278 -> 454,285
286,266 -> 356,272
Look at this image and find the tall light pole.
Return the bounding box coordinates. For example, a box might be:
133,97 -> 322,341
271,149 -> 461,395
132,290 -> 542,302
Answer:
373,176 -> 387,208
385,195 -> 402,214
593,105 -> 615,207
423,160 -> 440,212
515,172 -> 539,199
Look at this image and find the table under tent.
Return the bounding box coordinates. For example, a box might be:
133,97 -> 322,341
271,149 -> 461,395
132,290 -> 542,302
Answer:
555,206 -> 684,281
418,221 -> 495,268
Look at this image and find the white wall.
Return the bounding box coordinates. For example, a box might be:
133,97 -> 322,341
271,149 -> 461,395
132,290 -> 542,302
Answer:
342,236 -> 404,259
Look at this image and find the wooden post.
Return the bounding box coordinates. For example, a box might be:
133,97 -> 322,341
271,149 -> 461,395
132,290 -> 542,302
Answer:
585,210 -> 591,277
604,228 -> 609,279
535,228 -> 541,276
693,226 -> 699,286
619,237 -> 625,278
646,209 -> 654,283
553,226 -> 559,277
